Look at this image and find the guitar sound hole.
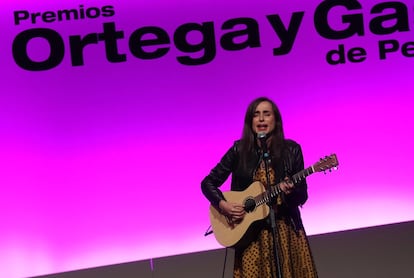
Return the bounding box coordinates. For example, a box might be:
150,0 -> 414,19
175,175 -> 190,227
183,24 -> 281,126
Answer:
244,198 -> 256,213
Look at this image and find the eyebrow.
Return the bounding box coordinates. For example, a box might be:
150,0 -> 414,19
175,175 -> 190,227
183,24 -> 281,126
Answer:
254,110 -> 271,113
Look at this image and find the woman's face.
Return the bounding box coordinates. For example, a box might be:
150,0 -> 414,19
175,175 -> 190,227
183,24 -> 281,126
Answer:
252,101 -> 276,135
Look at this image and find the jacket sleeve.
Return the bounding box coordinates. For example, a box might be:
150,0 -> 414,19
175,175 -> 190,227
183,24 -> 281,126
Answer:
201,143 -> 238,210
285,141 -> 308,207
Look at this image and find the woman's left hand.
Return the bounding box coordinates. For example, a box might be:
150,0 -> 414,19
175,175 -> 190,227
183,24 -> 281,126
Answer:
279,177 -> 294,194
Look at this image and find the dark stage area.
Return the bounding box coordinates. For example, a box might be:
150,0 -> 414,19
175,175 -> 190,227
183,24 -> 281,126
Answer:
34,220 -> 414,278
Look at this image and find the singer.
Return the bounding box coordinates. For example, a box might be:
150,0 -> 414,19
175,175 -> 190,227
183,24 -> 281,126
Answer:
201,97 -> 318,277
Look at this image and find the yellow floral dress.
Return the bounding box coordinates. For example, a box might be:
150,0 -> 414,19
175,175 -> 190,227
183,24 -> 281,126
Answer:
233,162 -> 318,278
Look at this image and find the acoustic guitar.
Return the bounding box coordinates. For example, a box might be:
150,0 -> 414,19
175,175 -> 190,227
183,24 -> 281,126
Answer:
209,154 -> 338,248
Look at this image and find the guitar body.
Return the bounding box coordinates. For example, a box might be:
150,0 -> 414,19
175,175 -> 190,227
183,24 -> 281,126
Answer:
209,181 -> 270,248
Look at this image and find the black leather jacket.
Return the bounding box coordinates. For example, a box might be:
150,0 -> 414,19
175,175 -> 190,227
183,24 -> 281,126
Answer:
201,139 -> 308,231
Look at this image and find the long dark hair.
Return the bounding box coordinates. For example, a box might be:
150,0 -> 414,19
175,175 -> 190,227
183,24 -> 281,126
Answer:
239,97 -> 285,171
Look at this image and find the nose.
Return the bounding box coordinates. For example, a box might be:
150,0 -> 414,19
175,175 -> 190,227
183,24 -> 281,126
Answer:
259,113 -> 265,121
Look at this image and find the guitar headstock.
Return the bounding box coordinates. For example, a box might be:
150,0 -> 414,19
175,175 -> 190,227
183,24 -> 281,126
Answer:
313,154 -> 338,173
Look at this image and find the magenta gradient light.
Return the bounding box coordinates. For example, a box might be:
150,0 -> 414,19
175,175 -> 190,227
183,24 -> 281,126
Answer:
1,1 -> 414,277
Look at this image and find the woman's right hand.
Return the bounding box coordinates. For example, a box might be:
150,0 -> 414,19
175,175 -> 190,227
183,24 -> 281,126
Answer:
219,200 -> 245,222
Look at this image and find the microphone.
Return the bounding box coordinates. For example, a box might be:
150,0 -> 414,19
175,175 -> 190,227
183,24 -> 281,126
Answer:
257,132 -> 270,159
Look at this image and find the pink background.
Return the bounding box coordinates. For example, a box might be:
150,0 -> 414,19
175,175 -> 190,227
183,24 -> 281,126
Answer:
1,0 -> 413,277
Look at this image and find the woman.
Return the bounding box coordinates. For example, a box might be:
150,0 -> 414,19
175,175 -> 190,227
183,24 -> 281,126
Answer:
201,97 -> 318,277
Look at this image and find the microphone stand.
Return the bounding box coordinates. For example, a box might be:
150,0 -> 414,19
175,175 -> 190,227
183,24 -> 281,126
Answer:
260,136 -> 283,278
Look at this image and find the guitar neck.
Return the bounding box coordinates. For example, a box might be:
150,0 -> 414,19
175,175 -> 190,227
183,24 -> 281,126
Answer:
252,166 -> 315,207
291,166 -> 315,184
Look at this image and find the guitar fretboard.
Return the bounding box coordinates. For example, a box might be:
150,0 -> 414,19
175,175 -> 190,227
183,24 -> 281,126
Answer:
292,166 -> 314,183
251,166 -> 314,208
